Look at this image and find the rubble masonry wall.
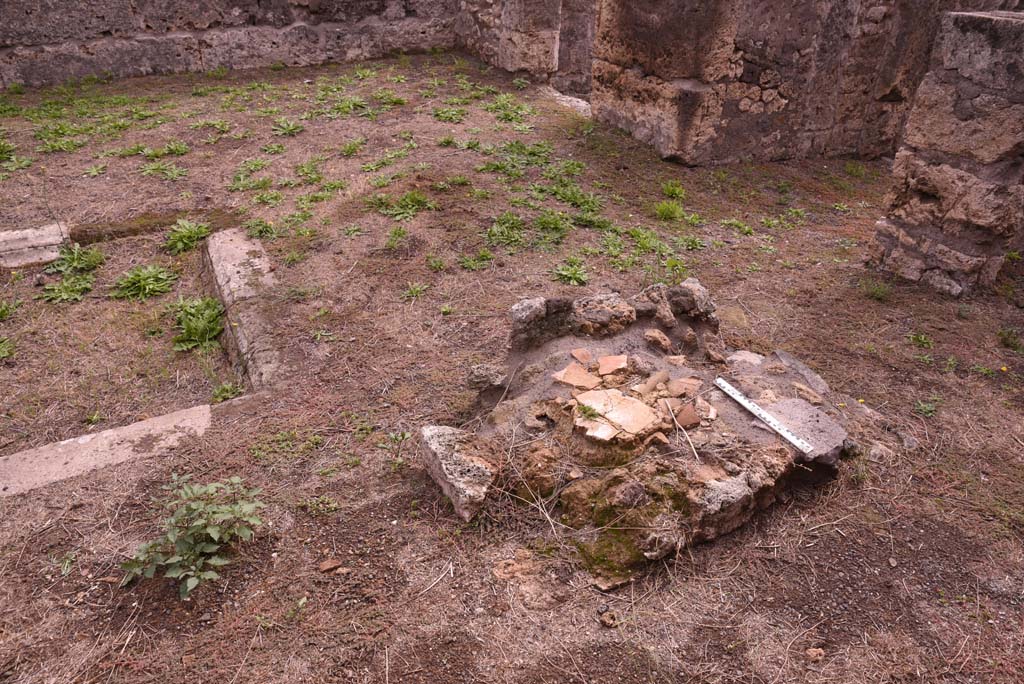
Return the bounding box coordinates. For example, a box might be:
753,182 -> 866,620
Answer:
870,11 -> 1024,295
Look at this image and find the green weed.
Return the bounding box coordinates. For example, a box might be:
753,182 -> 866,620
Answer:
37,274 -> 94,303
861,278 -> 892,302
907,332 -> 934,349
661,180 -> 686,200
212,382 -> 243,403
112,265 -> 178,300
171,297 -> 224,352
402,282 -> 429,301
339,137 -> 367,157
654,200 -> 685,222
487,211 -> 527,249
271,118 -> 305,136
553,256 -> 589,285
121,474 -> 264,599
45,243 -> 104,275
164,219 -> 211,255
0,299 -> 20,321
459,249 -> 494,271
384,226 -> 409,250
244,218 -> 282,240
140,160 -> 188,181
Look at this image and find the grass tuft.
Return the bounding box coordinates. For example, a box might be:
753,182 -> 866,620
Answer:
112,265 -> 178,300
171,297 -> 224,351
165,219 -> 211,255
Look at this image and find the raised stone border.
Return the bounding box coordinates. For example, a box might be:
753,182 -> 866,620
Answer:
0,227 -> 288,498
202,228 -> 285,390
0,404 -> 211,497
0,222 -> 68,269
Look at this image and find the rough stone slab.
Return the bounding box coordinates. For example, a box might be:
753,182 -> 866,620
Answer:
420,426 -> 497,522
203,228 -> 276,307
202,228 -> 282,389
0,223 -> 67,268
768,398 -> 849,466
0,405 -> 211,497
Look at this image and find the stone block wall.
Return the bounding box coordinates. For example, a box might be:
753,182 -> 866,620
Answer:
870,11 -> 1024,295
455,0 -> 596,96
590,0 -> 1023,165
0,0 -> 459,87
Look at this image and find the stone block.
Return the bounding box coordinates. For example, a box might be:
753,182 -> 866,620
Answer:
420,426 -> 497,521
0,223 -> 68,269
198,25 -> 326,71
0,0 -> 138,46
202,229 -> 284,388
0,405 -> 211,497
0,36 -> 202,87
873,10 -> 1024,295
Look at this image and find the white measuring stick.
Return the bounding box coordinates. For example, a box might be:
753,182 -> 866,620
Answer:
714,377 -> 815,455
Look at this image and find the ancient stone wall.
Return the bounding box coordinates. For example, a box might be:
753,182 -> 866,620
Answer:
870,11 -> 1024,295
591,0 -> 1023,165
0,0 -> 459,87
455,0 -> 596,95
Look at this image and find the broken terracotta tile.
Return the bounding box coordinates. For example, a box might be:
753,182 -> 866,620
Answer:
552,362 -> 601,390
576,417 -> 621,442
674,403 -> 701,429
644,431 -> 670,447
695,397 -> 717,421
576,389 -> 661,438
666,377 -> 702,398
597,354 -> 628,376
571,348 -> 593,364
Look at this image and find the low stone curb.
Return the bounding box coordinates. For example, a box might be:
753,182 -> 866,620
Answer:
0,404 -> 211,497
202,228 -> 284,389
0,222 -> 67,269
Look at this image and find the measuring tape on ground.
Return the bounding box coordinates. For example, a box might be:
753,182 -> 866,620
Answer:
714,377 -> 815,455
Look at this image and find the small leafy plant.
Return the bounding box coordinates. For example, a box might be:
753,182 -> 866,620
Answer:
384,226 -> 408,250
914,399 -> 938,418
433,106 -> 468,123
654,200 -> 686,222
486,211 -> 526,249
553,256 -> 589,286
0,299 -> 20,321
212,382 -> 243,403
459,249 -> 494,271
402,282 -> 429,301
997,327 -> 1023,354
164,219 -> 211,255
861,278 -> 892,303
271,118 -> 304,137
661,180 -> 686,200
244,218 -> 282,240
906,332 -> 934,349
0,337 -> 13,360
171,297 -> 224,351
339,136 -> 367,157
45,243 -> 104,276
121,474 -> 264,599
38,274 -> 94,303
140,160 -> 188,181
112,265 -> 178,300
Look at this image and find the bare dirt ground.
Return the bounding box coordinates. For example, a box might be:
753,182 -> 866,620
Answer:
0,53 -> 1022,683
0,231 -> 236,456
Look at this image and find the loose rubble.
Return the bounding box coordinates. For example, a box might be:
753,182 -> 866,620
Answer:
422,281 -> 864,587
